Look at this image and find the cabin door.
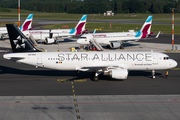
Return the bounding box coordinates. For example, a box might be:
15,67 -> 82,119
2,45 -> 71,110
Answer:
152,55 -> 158,64
37,54 -> 43,66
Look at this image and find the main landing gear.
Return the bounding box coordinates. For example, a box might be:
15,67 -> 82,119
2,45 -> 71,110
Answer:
106,45 -> 111,49
120,43 -> 124,49
92,72 -> 100,81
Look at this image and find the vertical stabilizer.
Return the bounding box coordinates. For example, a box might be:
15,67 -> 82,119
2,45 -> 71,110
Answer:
135,16 -> 153,38
6,24 -> 40,53
19,14 -> 33,31
70,15 -> 87,35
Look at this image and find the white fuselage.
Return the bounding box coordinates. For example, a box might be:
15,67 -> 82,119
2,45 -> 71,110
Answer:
3,51 -> 177,71
23,29 -> 74,40
0,27 -> 7,34
77,32 -> 140,45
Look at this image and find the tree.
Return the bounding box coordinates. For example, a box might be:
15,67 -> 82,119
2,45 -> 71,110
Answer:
164,3 -> 175,13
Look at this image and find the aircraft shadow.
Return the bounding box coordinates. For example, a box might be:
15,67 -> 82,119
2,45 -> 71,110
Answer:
0,65 -> 163,81
0,38 -> 9,41
0,47 -> 11,52
101,43 -> 140,49
0,65 -> 91,79
58,38 -> 77,43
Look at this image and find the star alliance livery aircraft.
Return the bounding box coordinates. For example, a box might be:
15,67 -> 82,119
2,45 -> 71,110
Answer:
77,16 -> 159,49
0,14 -> 33,39
4,24 -> 177,81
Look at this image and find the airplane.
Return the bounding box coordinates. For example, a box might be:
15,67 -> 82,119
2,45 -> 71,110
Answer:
3,24 -> 177,81
0,14 -> 33,39
22,15 -> 88,44
77,15 -> 159,49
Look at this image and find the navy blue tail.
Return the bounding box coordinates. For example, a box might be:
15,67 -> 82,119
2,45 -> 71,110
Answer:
6,24 -> 40,53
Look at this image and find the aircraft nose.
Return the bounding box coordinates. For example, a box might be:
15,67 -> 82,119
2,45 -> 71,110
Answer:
172,60 -> 178,68
77,39 -> 81,44
77,39 -> 85,44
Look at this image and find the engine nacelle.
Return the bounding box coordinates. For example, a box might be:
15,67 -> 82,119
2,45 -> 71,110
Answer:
111,42 -> 121,48
45,38 -> 55,44
104,69 -> 128,79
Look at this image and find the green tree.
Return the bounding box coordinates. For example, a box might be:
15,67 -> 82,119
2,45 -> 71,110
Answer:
164,3 -> 175,13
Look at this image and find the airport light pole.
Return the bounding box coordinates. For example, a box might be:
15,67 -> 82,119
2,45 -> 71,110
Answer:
18,0 -> 20,28
171,8 -> 176,51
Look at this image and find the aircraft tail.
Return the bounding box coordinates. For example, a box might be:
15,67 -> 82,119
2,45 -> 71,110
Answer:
135,15 -> 153,38
70,15 -> 87,35
6,24 -> 40,53
19,14 -> 33,31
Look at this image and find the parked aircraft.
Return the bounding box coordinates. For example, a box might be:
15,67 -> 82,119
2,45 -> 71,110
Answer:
23,15 -> 87,44
4,24 -> 177,81
0,14 -> 33,39
77,16 -> 158,49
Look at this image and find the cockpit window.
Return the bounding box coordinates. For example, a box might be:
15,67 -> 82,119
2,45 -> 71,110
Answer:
164,57 -> 170,60
79,37 -> 87,39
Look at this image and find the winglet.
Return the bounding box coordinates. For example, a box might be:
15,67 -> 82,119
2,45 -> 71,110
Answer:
155,31 -> 161,38
93,29 -> 96,34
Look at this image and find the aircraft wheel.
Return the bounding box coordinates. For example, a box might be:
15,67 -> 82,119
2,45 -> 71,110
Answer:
91,72 -> 99,81
120,45 -> 123,49
120,43 -> 124,49
54,40 -> 58,44
93,76 -> 99,81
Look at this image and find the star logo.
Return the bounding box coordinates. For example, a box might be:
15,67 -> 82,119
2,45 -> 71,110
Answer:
13,35 -> 26,49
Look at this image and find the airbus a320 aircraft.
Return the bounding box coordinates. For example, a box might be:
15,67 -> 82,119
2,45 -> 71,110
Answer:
0,14 -> 33,39
4,24 -> 177,81
22,15 -> 87,44
77,16 -> 159,49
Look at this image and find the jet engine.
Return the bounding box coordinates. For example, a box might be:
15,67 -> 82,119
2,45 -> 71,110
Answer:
111,42 -> 121,48
45,31 -> 55,44
104,69 -> 128,79
45,37 -> 55,44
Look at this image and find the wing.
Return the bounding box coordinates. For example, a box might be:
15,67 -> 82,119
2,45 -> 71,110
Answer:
77,64 -> 129,80
76,64 -> 125,72
105,31 -> 161,43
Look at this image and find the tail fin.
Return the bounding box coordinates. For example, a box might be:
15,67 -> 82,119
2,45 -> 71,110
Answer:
6,24 -> 40,53
19,14 -> 33,31
135,15 -> 153,38
70,15 -> 87,35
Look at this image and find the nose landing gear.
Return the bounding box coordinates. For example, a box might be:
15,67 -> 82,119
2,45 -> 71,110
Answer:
152,70 -> 155,79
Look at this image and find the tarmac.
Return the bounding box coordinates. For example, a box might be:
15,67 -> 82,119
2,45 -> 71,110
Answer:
0,95 -> 180,120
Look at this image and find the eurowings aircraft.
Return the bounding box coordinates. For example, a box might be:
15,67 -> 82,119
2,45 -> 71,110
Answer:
3,24 -> 177,81
0,14 -> 33,39
77,15 -> 157,49
22,15 -> 87,44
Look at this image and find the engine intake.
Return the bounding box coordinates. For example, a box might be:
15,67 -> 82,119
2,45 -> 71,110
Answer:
45,38 -> 55,44
104,69 -> 128,79
111,42 -> 121,48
